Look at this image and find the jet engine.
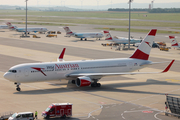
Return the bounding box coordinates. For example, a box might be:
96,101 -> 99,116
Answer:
76,76 -> 91,87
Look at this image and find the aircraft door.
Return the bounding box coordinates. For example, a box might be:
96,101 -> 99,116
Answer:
129,62 -> 133,70
24,68 -> 29,76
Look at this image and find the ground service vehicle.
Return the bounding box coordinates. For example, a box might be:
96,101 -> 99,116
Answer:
157,42 -> 166,46
160,47 -> 169,51
42,103 -> 72,119
33,35 -> 40,38
47,31 -> 56,34
46,34 -> 57,37
57,31 -> 61,34
8,112 -> 34,120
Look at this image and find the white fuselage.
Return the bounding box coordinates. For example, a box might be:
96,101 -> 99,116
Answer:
16,27 -> 48,33
74,32 -> 104,39
0,25 -> 17,29
4,58 -> 150,83
109,37 -> 142,45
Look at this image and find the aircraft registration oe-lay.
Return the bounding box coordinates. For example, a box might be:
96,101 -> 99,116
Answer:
6,22 -> 48,34
3,29 -> 175,91
63,26 -> 104,41
169,36 -> 180,49
103,30 -> 142,45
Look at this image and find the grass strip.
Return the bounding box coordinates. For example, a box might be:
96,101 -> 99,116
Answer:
96,27 -> 180,34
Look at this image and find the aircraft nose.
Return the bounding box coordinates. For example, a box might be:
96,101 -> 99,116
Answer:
3,72 -> 13,81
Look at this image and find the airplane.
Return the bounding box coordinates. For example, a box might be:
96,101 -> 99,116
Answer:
6,22 -> 48,34
0,24 -> 17,29
103,31 -> 142,45
3,29 -> 175,91
63,26 -> 104,41
169,36 -> 180,48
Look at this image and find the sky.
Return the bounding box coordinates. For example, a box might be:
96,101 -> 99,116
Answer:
0,0 -> 180,6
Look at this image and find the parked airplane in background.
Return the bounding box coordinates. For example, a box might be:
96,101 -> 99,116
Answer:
63,26 -> 104,40
6,22 -> 48,34
169,36 -> 180,48
0,24 -> 17,29
103,31 -> 142,45
4,29 -> 175,91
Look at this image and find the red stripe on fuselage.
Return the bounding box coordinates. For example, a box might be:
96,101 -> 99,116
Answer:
31,67 -> 47,76
130,49 -> 149,60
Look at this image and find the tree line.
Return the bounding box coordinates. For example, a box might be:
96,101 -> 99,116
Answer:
108,8 -> 180,13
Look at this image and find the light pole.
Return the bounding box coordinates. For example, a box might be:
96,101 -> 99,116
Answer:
96,0 -> 100,11
80,0 -> 84,10
25,0 -> 28,37
111,0 -> 113,8
128,0 -> 133,50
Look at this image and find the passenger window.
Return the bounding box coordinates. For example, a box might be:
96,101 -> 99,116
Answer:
22,114 -> 27,118
16,115 -> 21,118
27,114 -> 33,117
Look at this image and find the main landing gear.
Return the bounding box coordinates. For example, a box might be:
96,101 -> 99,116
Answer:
14,82 -> 21,91
91,82 -> 101,87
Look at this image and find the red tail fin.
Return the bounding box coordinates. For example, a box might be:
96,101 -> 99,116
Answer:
130,29 -> 157,60
103,31 -> 113,40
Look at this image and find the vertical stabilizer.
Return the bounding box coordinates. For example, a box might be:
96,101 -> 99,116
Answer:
169,36 -> 179,47
63,27 -> 74,36
130,29 -> 157,60
6,22 -> 16,30
103,31 -> 113,40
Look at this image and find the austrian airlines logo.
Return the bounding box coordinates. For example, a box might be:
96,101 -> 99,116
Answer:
31,67 -> 47,76
145,41 -> 151,47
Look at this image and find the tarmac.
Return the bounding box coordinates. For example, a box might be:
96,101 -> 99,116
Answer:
0,25 -> 180,120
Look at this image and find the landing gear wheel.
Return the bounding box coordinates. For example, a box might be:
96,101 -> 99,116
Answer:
15,83 -> 21,91
97,83 -> 101,87
91,83 -> 101,87
81,38 -> 83,41
16,87 -> 21,91
85,38 -> 87,41
62,114 -> 66,119
91,83 -> 96,87
45,115 -> 49,119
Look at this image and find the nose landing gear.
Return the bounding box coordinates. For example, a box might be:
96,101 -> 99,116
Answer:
14,82 -> 21,91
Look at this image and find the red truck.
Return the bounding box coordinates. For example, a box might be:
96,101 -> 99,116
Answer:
42,103 -> 73,119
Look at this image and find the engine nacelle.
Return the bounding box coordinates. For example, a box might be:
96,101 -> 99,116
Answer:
76,76 -> 92,87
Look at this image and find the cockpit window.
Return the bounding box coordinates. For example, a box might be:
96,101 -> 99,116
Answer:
8,70 -> 17,73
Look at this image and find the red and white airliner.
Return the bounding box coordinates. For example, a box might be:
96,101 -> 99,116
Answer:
169,36 -> 180,49
3,29 -> 175,91
63,26 -> 104,41
103,30 -> 142,45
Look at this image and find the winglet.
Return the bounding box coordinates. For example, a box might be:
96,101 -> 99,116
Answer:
162,60 -> 175,73
57,48 -> 66,62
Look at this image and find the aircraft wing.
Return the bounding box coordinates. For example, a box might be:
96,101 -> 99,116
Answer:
140,60 -> 174,66
67,60 -> 174,77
